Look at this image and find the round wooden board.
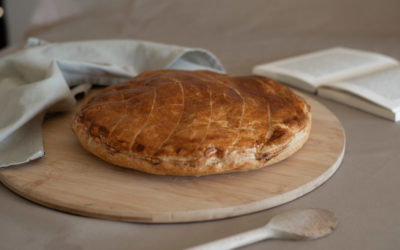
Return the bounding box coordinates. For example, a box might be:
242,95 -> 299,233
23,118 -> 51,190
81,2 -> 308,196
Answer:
0,91 -> 345,223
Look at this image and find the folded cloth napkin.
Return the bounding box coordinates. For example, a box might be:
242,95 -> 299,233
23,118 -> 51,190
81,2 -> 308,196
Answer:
0,38 -> 225,168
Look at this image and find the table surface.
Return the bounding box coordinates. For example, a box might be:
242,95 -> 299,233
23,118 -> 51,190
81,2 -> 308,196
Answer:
1,0 -> 400,249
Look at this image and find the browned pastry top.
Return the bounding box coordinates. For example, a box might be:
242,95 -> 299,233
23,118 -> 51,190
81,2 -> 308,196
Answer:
73,69 -> 311,176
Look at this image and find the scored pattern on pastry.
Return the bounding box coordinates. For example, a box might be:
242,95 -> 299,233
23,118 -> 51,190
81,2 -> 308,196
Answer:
198,72 -> 247,149
72,70 -> 311,176
154,77 -> 185,154
128,87 -> 157,154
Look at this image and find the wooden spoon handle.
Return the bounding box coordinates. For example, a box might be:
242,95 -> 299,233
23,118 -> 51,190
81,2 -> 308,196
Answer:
185,227 -> 275,250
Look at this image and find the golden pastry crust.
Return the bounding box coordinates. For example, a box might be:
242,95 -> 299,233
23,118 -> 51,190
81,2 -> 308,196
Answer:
72,70 -> 311,176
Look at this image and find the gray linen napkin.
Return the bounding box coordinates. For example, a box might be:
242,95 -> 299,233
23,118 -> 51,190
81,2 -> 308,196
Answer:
0,38 -> 225,167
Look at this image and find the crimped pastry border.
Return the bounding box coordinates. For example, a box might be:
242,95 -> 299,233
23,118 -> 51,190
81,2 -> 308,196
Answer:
72,112 -> 311,176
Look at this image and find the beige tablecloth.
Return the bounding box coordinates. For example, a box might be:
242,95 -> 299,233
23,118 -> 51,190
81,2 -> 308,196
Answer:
1,0 -> 400,249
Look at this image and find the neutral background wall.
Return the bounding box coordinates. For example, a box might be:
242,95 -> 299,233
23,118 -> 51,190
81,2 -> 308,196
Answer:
4,0 -> 38,45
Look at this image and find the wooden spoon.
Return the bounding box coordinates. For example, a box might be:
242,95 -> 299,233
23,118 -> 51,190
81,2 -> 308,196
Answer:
186,208 -> 337,250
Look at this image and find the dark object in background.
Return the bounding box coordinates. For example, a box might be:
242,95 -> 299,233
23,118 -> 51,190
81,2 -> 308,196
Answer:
0,0 -> 7,49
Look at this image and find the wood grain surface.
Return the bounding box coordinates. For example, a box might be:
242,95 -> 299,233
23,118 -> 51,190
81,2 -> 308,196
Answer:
0,90 -> 345,223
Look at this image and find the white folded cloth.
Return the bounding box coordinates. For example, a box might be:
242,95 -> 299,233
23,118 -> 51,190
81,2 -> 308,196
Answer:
0,38 -> 224,167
